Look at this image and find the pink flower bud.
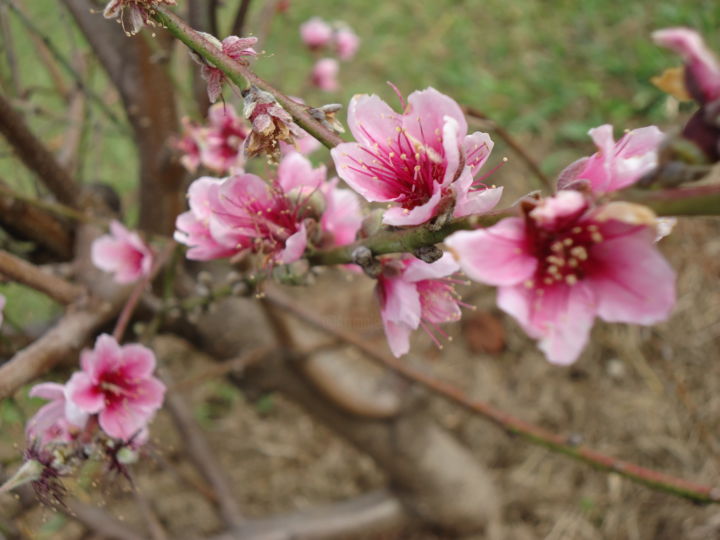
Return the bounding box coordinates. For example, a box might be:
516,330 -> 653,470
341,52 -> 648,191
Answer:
335,27 -> 360,61
91,221 -> 154,284
300,17 -> 333,49
311,58 -> 340,92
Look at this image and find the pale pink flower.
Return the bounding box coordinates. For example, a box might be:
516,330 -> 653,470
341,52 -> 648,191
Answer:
335,27 -> 360,61
300,17 -> 333,49
653,27 -> 720,104
91,221 -> 154,284
201,103 -> 249,173
26,383 -> 87,446
311,58 -> 340,92
66,335 -> 165,441
194,34 -> 258,103
176,117 -> 204,173
103,0 -> 176,36
174,177 -> 238,261
331,87 -> 502,227
446,190 -> 676,365
376,253 -> 462,357
320,178 -> 363,247
557,124 -> 664,194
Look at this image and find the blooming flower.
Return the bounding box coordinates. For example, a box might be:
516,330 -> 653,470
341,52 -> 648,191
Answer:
176,117 -> 203,173
446,190 -> 676,365
26,383 -> 87,446
201,103 -> 249,172
335,27 -> 360,61
557,124 -> 664,194
193,34 -> 258,103
376,253 -> 462,357
175,153 -> 362,262
300,17 -> 333,49
331,87 -> 502,227
66,335 -> 165,441
91,221 -> 154,284
103,0 -> 176,36
311,58 -> 340,92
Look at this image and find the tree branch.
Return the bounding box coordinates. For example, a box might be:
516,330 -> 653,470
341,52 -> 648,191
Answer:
263,285 -> 720,505
213,490 -> 409,540
0,249 -> 85,304
0,297 -> 120,399
152,6 -> 345,150
0,92 -> 81,207
623,184 -> 720,216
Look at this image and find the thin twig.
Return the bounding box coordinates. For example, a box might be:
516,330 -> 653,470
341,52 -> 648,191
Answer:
163,371 -> 245,528
130,486 -> 169,540
0,92 -> 81,206
263,285 -> 720,505
1,0 -> 127,130
65,498 -> 145,540
170,346 -> 273,392
0,249 -> 85,304
463,105 -> 552,192
230,0 -> 252,36
153,6 -> 344,150
113,242 -> 177,342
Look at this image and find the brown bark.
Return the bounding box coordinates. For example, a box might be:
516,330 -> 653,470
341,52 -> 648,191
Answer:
61,0 -> 186,235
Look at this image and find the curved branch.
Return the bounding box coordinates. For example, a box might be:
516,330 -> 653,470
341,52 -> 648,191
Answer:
0,249 -> 85,304
263,285 -> 720,505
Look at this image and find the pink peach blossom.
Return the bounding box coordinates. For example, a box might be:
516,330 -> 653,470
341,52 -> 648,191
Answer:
26,383 -> 87,446
376,253 -> 462,357
174,177 -> 238,261
194,34 -> 258,103
334,27 -> 360,61
66,335 -> 165,441
91,221 -> 154,284
176,117 -> 204,173
653,27 -> 720,104
331,87 -> 502,227
446,191 -> 676,365
311,58 -> 340,92
201,103 -> 249,173
557,124 -> 664,194
300,17 -> 333,49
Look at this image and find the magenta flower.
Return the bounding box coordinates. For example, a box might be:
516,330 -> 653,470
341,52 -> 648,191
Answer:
335,27 -> 360,61
26,383 -> 88,446
653,27 -> 720,104
174,177 -> 238,261
557,124 -> 664,194
201,103 -> 249,173
91,221 -> 154,284
331,87 -> 502,227
300,17 -> 333,49
103,0 -> 176,36
376,253 -> 462,357
311,58 -> 340,92
176,117 -> 204,173
319,178 -> 363,247
194,34 -> 258,103
446,190 -> 676,365
66,335 -> 165,441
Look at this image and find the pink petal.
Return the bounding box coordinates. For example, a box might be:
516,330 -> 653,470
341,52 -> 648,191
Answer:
119,344 -> 156,380
403,88 -> 468,147
99,401 -> 152,441
66,372 -> 104,414
440,115 -> 462,186
203,67 -> 224,103
382,188 -> 443,226
403,252 -> 458,282
529,190 -> 587,230
463,131 -> 494,178
222,35 -> 259,57
557,156 -> 590,191
277,152 -> 326,193
347,94 -> 401,147
331,142 -> 398,202
129,377 -> 166,409
588,226 -> 676,325
381,319 -> 412,358
452,168 -> 503,218
89,334 -> 123,378
653,27 -> 720,102
445,218 -> 537,286
277,223 -> 308,264
320,180 -> 363,247
28,382 -> 65,401
378,275 -> 421,329
418,281 -> 462,325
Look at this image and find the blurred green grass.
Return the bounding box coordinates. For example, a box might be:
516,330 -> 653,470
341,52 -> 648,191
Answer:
0,0 -> 718,329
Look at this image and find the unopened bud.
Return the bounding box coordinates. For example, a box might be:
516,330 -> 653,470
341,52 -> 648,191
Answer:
352,246 -> 382,278
0,459 -> 43,494
309,104 -> 345,134
413,245 -> 443,264
360,209 -> 384,238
